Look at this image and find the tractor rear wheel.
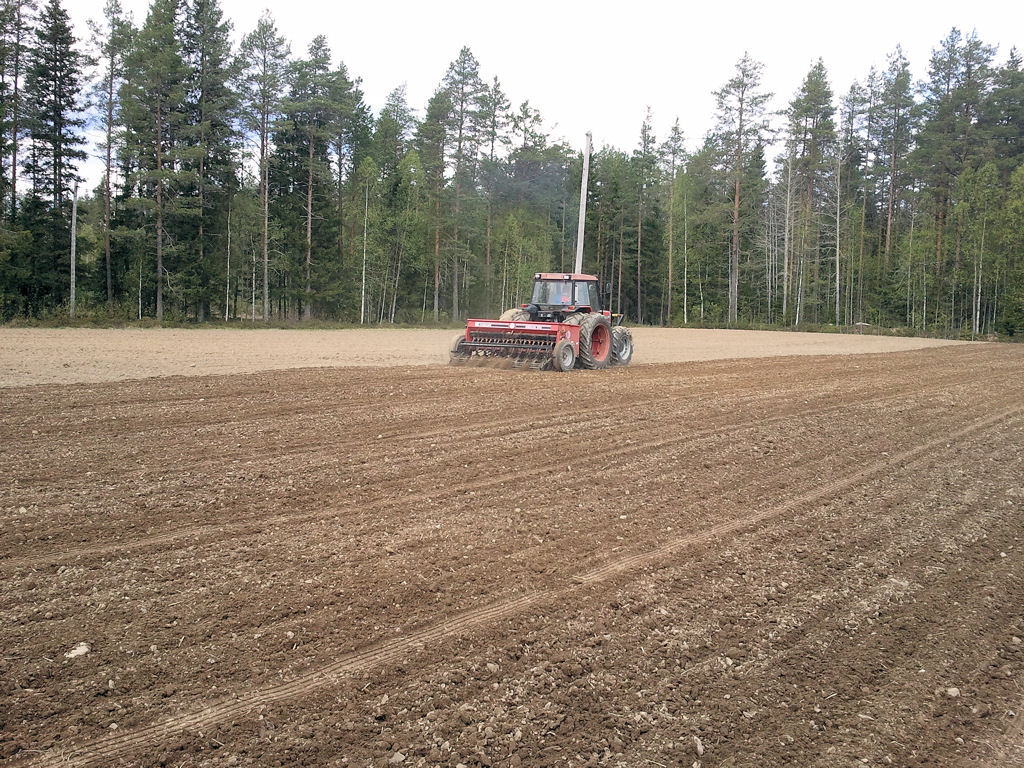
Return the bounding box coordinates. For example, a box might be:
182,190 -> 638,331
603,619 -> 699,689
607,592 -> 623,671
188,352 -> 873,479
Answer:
577,314 -> 612,369
611,326 -> 633,366
552,339 -> 576,371
499,308 -> 530,321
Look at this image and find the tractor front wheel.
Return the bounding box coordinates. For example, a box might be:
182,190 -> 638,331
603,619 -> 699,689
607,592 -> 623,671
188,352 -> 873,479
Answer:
552,339 -> 576,372
611,326 -> 633,366
499,308 -> 530,321
578,314 -> 612,369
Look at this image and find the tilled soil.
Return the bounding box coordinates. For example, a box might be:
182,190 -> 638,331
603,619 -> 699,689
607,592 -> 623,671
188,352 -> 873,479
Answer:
0,327 -> 965,386
2,345 -> 1023,767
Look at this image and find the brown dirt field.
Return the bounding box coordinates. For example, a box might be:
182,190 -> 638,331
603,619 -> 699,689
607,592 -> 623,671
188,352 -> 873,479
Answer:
2,336 -> 1023,768
0,327 -> 966,386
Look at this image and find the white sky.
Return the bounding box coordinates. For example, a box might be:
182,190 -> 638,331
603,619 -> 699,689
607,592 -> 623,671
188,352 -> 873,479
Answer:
69,0 -> 1020,186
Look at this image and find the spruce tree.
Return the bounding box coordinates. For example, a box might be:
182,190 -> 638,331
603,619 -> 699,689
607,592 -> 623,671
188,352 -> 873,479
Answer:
22,0 -> 87,306
1,0 -> 35,221
986,48 -> 1024,180
181,0 -> 237,320
415,88 -> 448,320
328,59 -> 369,299
441,46 -> 484,320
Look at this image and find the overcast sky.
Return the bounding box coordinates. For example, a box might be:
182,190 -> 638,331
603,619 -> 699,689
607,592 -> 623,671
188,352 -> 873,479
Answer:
68,0 -> 1019,183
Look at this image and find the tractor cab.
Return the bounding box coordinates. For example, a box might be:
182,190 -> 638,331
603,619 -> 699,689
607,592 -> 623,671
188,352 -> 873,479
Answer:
525,273 -> 602,322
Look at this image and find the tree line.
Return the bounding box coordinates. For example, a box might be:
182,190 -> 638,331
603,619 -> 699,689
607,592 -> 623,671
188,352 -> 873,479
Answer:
1,0 -> 1022,336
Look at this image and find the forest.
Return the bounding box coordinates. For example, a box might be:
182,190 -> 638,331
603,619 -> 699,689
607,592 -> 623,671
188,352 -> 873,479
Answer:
1,0 -> 1023,336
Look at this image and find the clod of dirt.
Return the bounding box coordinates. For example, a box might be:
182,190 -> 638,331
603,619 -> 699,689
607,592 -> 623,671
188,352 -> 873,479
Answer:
64,642 -> 90,659
693,735 -> 705,755
388,751 -> 406,764
946,687 -> 961,698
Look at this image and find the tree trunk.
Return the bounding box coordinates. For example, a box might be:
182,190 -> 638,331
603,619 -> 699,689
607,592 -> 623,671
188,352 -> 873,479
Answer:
10,1 -> 24,222
636,188 -> 643,324
616,224 -> 623,316
667,172 -> 674,324
198,122 -> 206,321
452,175 -> 460,322
433,189 -> 440,321
104,53 -> 115,306
304,137 -> 313,320
337,150 -> 345,270
835,156 -> 841,326
261,114 -> 270,321
729,93 -> 745,326
683,188 -> 689,324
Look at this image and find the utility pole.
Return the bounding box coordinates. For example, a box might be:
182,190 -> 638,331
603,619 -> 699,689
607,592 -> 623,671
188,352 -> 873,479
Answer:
573,131 -> 591,274
70,183 -> 79,319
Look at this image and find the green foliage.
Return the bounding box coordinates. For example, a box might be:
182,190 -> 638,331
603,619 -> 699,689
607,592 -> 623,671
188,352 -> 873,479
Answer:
0,18 -> 1022,339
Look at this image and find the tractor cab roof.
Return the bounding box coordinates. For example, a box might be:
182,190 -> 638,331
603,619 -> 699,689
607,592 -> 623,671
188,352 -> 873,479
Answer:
534,272 -> 598,282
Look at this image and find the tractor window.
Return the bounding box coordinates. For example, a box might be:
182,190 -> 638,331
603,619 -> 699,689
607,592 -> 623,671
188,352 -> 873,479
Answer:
531,280 -> 573,306
587,282 -> 601,311
573,282 -> 590,306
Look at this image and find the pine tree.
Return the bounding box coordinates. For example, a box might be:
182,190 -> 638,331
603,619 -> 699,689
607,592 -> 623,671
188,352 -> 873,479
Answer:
477,76 -> 510,315
633,109 -> 657,324
120,0 -> 189,320
714,53 -> 772,325
285,34 -> 335,319
915,29 -> 995,282
876,48 -> 916,270
88,0 -> 132,306
785,59 -> 836,325
661,118 -> 685,323
238,11 -> 288,320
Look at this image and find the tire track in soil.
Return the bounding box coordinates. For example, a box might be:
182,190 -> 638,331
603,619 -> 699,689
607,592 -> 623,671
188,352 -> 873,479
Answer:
3,369 -> 1002,573
0,349 -> 989,493
989,713 -> 1024,767
21,404 -> 1019,768
606,433 -> 1024,768
3,351 -> 1004,566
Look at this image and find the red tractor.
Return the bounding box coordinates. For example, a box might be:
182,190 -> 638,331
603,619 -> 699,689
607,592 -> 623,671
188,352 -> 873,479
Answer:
450,272 -> 634,371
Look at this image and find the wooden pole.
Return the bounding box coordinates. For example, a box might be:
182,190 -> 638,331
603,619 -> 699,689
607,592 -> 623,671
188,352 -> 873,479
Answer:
574,131 -> 591,274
